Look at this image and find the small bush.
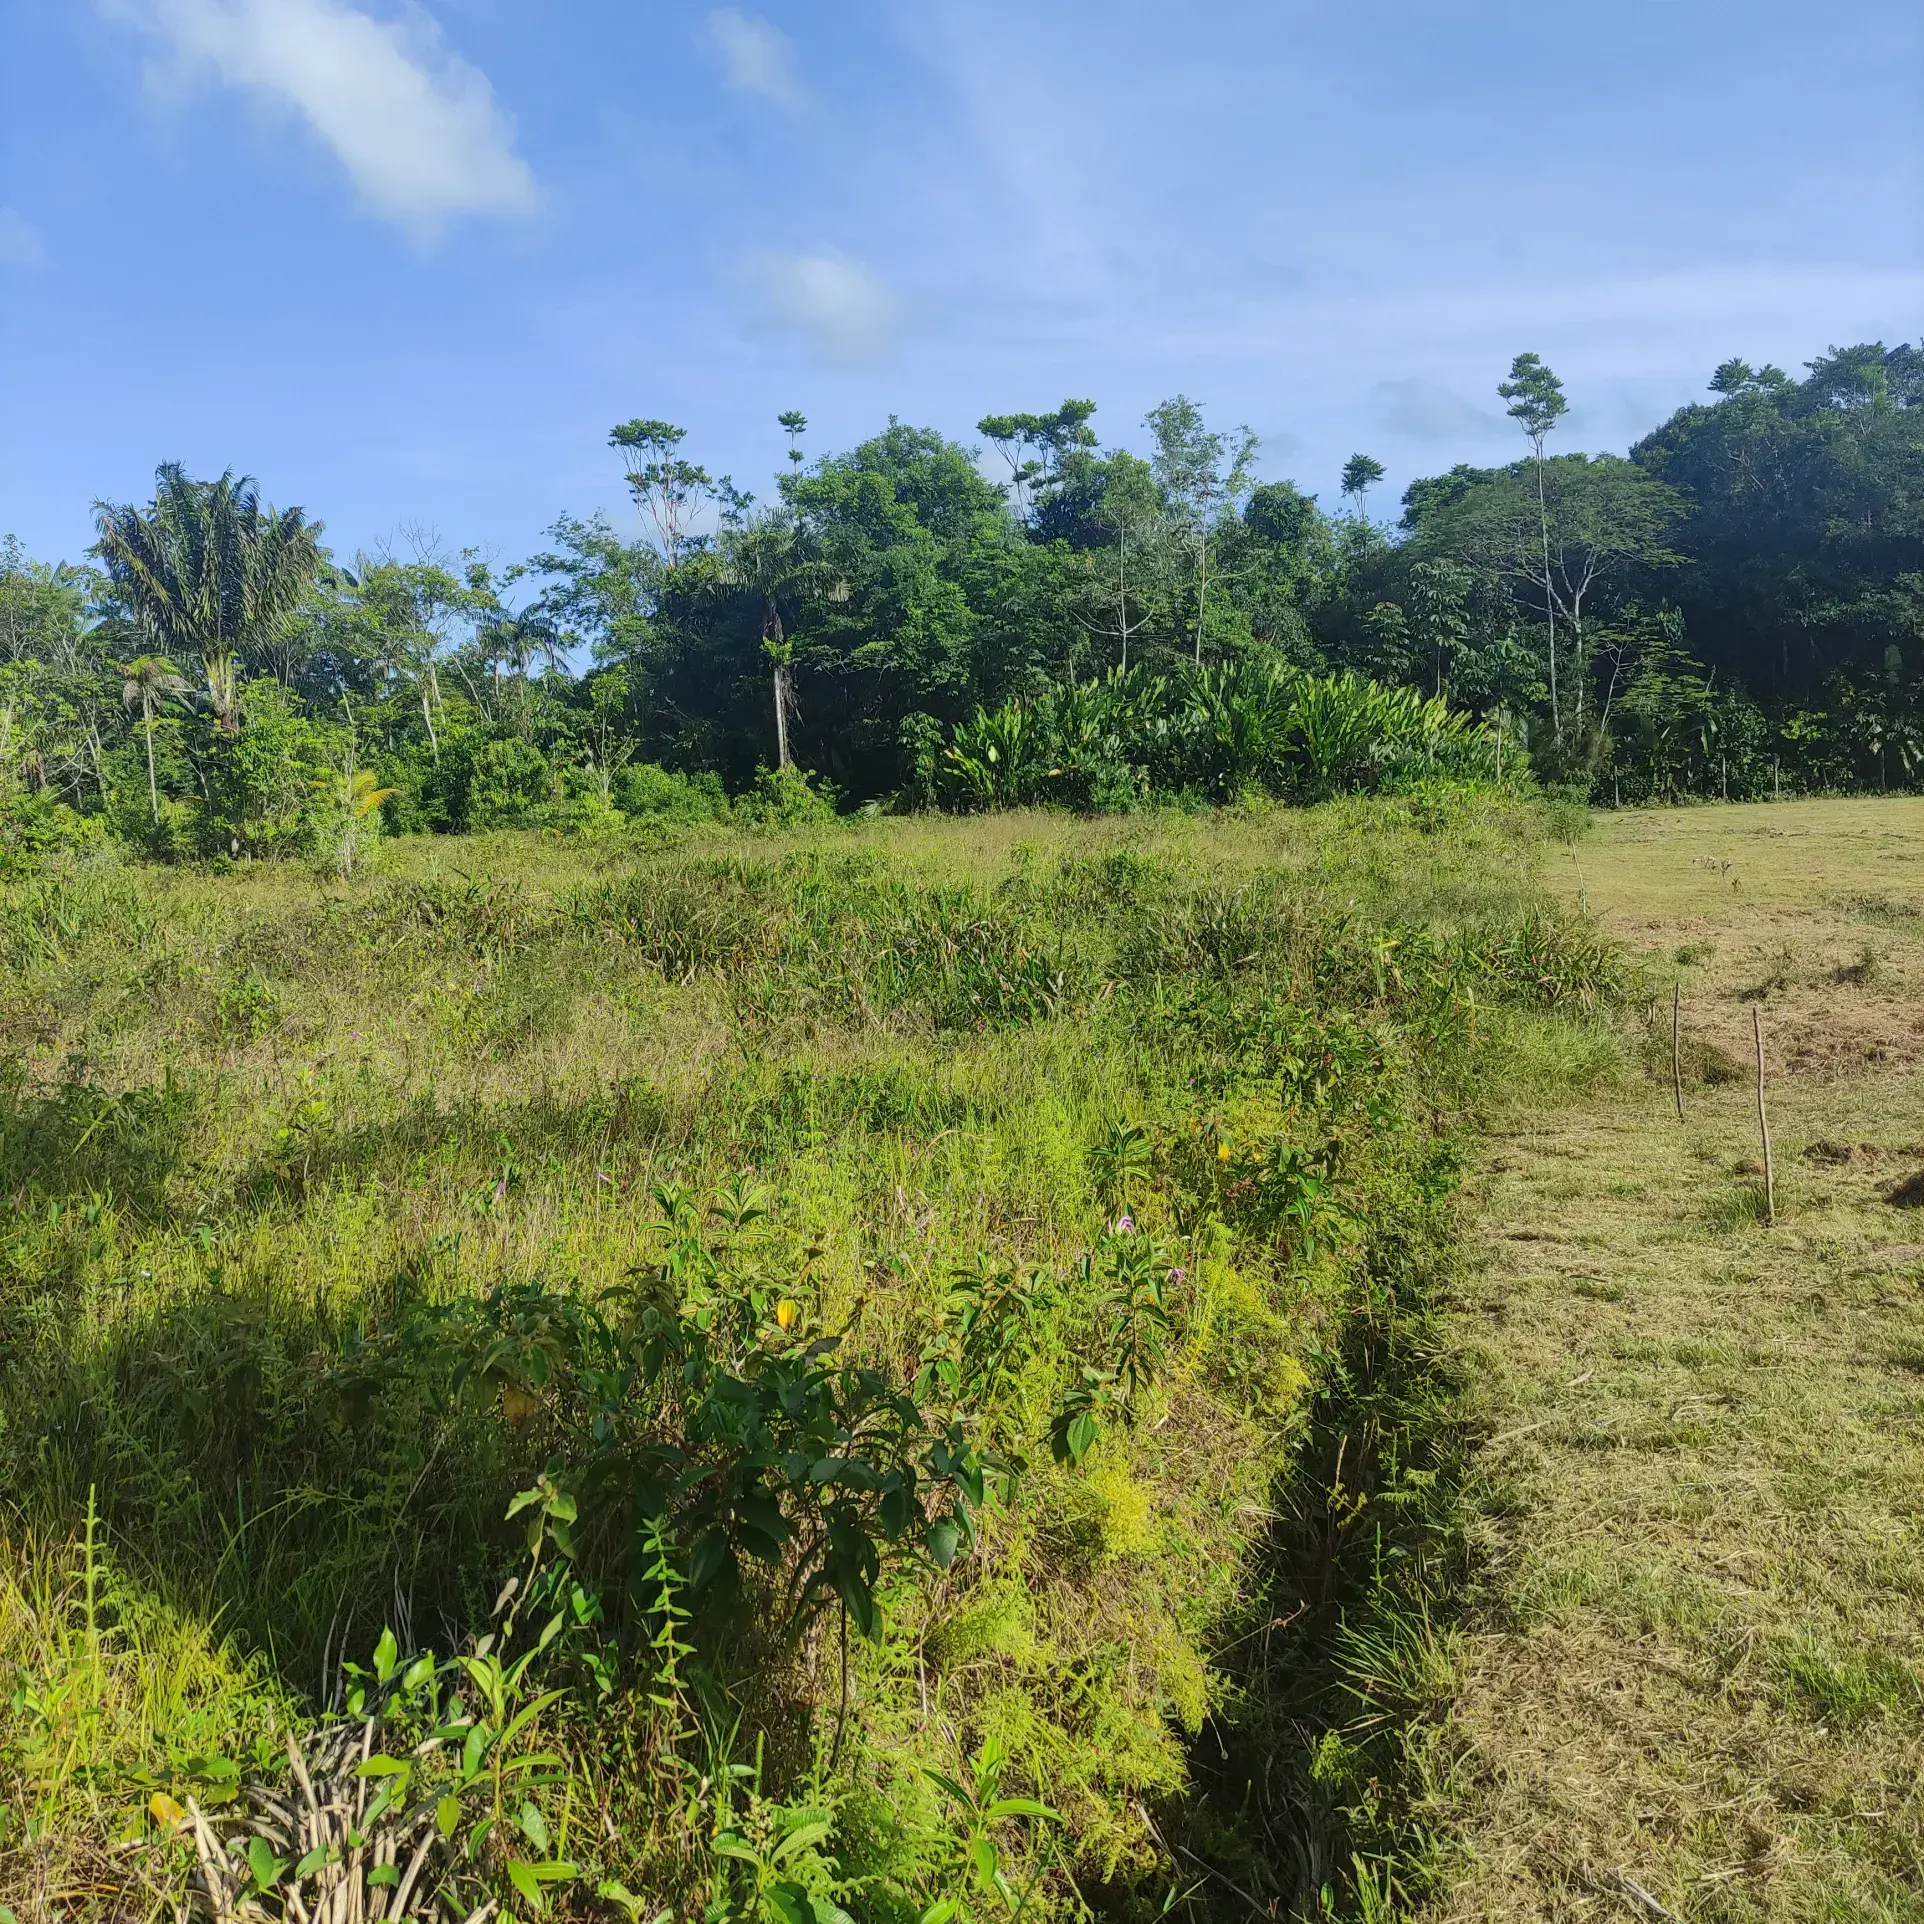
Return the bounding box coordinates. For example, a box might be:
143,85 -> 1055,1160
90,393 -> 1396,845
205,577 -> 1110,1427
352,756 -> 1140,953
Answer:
467,737 -> 555,829
613,761 -> 729,822
738,764 -> 839,825
1537,784 -> 1593,843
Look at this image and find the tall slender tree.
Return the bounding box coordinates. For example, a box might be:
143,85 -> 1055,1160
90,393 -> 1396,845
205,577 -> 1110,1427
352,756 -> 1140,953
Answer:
1146,396 -> 1258,666
1497,353 -> 1569,738
720,509 -> 827,771
1340,453 -> 1386,524
120,653 -> 185,825
1090,453 -> 1162,673
609,420 -> 712,562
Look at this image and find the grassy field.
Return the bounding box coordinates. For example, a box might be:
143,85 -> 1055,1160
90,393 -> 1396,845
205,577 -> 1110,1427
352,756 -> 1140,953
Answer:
1435,799 -> 1924,1920
0,793 -> 1624,1923
9,795 -> 1915,1924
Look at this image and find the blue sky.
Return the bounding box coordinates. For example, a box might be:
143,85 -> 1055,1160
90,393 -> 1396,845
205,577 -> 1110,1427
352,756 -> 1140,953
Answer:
2,0 -> 1920,569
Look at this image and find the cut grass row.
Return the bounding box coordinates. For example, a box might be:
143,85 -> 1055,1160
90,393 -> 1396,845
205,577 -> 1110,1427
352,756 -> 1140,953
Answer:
1431,799 -> 1924,1921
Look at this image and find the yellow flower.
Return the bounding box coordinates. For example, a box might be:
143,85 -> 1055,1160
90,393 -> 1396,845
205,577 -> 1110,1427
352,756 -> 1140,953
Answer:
775,1298 -> 799,1331
149,1791 -> 186,1833
1217,1141 -> 1232,1162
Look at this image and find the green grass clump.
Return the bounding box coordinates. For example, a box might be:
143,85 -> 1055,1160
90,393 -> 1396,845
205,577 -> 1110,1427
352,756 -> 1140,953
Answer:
0,798 -> 1618,1921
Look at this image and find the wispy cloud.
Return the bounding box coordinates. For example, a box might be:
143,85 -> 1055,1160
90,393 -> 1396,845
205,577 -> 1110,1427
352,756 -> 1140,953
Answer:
110,0 -> 536,233
749,251 -> 900,362
1369,378 -> 1504,442
708,10 -> 806,112
0,209 -> 45,270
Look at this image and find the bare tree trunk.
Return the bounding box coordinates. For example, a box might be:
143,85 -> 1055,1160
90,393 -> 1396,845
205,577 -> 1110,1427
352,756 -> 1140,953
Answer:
765,602 -> 793,771
144,705 -> 160,825
1535,440 -> 1558,741
1194,533 -> 1208,668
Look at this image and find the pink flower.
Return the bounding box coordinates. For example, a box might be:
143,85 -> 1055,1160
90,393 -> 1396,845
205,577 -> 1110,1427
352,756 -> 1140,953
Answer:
1115,1213 -> 1135,1234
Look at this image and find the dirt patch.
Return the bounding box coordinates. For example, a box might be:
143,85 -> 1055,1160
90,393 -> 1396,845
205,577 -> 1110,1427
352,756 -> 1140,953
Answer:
1800,1140 -> 1883,1166
1882,1169 -> 1924,1208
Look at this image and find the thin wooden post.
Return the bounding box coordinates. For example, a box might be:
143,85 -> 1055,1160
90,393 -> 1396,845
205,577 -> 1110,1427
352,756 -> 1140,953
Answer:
1671,983 -> 1684,1121
1753,1005 -> 1775,1226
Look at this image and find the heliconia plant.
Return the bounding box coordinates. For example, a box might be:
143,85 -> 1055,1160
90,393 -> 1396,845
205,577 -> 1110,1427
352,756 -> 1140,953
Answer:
938,660 -> 1500,811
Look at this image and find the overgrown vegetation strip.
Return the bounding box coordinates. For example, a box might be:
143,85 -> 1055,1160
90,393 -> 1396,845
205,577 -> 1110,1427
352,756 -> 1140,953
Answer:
0,796 -> 1628,1921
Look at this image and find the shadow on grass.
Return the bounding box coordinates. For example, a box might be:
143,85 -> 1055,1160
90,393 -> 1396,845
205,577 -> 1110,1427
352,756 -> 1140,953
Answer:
1156,1178 -> 1475,1922
0,1065 -> 197,1223
0,1251 -> 524,1701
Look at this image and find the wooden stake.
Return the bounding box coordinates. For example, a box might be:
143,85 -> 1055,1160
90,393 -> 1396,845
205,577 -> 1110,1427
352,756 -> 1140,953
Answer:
1753,1005 -> 1775,1226
1671,983 -> 1684,1121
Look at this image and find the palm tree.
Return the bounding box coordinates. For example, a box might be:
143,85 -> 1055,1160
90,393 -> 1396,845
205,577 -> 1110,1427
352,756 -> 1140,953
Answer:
332,761 -> 395,877
121,654 -> 186,825
92,464 -> 326,711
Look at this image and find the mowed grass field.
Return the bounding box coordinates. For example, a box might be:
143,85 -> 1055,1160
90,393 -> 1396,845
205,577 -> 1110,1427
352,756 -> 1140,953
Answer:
1436,799 -> 1924,1921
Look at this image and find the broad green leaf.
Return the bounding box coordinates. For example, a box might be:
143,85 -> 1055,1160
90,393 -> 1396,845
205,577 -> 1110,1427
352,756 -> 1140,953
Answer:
770,1818 -> 832,1862
507,1860 -> 545,1908
764,1883 -> 811,1924
969,1835 -> 997,1890
984,1798 -> 1057,1821
518,1799 -> 551,1854
437,1795 -> 461,1839
923,1769 -> 972,1810
368,1864 -> 400,1888
246,1836 -> 287,1891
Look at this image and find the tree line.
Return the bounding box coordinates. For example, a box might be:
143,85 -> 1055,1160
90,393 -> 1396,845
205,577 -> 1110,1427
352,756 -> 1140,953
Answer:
0,339 -> 1918,865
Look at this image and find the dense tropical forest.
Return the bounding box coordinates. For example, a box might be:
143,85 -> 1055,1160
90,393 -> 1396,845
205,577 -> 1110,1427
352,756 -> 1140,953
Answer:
2,340 -> 1920,871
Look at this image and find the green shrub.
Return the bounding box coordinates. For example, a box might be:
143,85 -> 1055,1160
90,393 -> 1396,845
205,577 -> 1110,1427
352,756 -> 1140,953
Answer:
613,760 -> 729,822
201,680 -> 338,857
0,791 -> 112,877
467,737 -> 556,829
738,764 -> 839,825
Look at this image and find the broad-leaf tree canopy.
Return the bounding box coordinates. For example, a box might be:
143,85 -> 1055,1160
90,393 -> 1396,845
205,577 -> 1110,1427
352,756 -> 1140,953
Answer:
2,338 -> 1920,860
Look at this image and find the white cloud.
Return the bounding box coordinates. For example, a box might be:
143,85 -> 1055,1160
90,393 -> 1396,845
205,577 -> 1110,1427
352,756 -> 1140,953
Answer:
1368,378 -> 1504,442
751,251 -> 900,362
0,209 -> 45,270
112,0 -> 536,232
708,10 -> 805,111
